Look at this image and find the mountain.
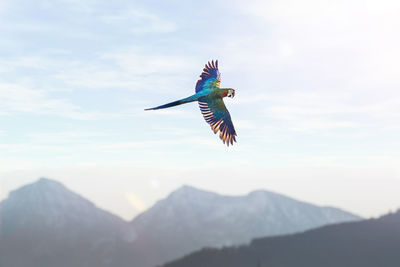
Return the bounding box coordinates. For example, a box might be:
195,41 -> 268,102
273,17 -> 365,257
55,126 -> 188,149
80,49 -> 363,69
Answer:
130,185 -> 361,267
162,210 -> 400,267
0,178 -> 136,267
0,179 -> 362,267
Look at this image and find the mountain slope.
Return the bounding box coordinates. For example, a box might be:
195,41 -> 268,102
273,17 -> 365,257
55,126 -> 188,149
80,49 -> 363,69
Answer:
0,178 -> 136,267
0,179 -> 362,267
163,210 -> 400,267
131,185 -> 361,267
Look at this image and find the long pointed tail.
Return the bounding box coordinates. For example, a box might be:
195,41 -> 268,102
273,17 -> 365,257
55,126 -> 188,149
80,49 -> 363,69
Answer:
145,99 -> 185,110
145,95 -> 198,111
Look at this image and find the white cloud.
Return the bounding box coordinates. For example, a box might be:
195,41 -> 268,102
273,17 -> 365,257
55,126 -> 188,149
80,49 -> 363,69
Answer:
144,126 -> 200,136
243,0 -> 400,25
0,82 -> 78,113
0,56 -> 81,72
0,157 -> 46,174
96,137 -> 223,151
36,49 -> 197,95
26,131 -> 108,143
102,9 -> 176,34
0,82 -> 120,119
101,50 -> 192,75
264,91 -> 400,133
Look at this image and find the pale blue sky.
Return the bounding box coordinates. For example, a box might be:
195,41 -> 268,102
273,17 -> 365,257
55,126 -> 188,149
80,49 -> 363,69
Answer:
1,0 -> 400,219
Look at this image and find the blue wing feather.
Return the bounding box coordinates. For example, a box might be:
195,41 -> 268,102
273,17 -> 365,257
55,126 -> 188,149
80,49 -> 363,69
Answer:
198,97 -> 237,146
195,60 -> 221,93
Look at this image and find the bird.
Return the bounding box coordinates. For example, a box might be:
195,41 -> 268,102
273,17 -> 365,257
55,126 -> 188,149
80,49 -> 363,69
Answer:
145,60 -> 237,146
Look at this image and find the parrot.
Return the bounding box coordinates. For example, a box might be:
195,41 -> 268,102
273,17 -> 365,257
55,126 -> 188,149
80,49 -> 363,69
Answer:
145,60 -> 237,146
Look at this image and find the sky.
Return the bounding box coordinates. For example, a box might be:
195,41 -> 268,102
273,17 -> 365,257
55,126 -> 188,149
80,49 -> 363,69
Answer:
1,0 -> 400,220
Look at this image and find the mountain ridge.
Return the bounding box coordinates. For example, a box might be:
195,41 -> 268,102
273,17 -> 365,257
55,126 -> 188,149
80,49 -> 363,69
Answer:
0,178 -> 362,267
131,182 -> 361,267
0,177 -> 137,267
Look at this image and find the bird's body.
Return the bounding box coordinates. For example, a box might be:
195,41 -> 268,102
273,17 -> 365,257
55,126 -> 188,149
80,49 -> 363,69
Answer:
145,60 -> 237,146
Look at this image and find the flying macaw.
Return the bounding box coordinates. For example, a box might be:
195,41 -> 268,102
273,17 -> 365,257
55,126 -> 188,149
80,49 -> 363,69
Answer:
145,60 -> 237,146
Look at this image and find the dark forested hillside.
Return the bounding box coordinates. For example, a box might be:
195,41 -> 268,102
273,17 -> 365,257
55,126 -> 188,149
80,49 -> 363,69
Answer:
163,210 -> 400,267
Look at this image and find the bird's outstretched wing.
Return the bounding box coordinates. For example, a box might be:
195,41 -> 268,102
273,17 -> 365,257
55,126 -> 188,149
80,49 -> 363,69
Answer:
195,60 -> 221,93
198,97 -> 237,146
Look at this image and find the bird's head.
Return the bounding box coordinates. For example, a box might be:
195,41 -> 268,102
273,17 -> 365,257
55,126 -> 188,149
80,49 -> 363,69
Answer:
226,89 -> 235,98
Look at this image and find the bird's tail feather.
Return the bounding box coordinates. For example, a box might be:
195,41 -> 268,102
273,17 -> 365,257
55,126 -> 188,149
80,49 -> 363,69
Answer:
145,95 -> 199,111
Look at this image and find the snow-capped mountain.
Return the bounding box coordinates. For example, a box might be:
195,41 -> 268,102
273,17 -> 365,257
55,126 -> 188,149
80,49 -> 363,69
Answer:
130,185 -> 361,267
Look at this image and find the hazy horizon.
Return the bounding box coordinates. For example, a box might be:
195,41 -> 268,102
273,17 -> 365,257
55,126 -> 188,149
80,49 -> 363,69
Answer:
0,175 -> 395,220
1,0 -> 400,220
